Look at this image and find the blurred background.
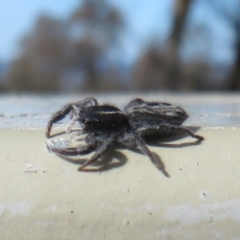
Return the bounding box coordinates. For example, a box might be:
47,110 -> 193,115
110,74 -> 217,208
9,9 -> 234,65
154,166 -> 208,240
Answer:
0,0 -> 240,92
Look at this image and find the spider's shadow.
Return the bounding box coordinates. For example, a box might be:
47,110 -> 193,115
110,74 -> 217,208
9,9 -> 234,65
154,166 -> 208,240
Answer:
58,148 -> 170,177
53,126 -> 203,177
58,150 -> 128,172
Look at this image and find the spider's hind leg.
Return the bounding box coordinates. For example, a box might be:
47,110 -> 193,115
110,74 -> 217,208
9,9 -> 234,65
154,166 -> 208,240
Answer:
134,135 -> 163,171
136,125 -> 204,141
168,125 -> 204,141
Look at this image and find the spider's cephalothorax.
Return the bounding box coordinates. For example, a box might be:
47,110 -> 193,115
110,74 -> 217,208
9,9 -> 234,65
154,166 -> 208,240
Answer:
46,97 -> 204,171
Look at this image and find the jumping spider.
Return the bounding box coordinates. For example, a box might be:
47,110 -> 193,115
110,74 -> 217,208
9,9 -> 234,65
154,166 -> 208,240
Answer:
46,97 -> 204,171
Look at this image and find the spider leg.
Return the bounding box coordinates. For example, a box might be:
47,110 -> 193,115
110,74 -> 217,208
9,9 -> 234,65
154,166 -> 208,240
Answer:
136,125 -> 204,141
78,142 -> 110,171
66,118 -> 79,134
66,98 -> 99,134
46,98 -> 99,138
69,129 -> 84,140
134,135 -> 163,171
51,144 -> 96,156
68,98 -> 98,120
167,125 -> 204,141
76,97 -> 99,108
51,134 -> 97,156
46,104 -> 75,138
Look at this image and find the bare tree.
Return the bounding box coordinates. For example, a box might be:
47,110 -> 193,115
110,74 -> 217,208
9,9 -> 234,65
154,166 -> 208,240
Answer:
69,0 -> 123,91
206,0 -> 240,90
6,15 -> 68,92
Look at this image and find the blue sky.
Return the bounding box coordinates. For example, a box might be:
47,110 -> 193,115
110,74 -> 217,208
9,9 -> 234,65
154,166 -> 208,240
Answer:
0,0 -> 79,61
0,0 -> 174,63
0,0 -> 234,66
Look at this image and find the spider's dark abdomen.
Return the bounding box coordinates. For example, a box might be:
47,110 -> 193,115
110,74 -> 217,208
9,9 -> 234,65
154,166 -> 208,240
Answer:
125,98 -> 188,130
80,105 -> 130,132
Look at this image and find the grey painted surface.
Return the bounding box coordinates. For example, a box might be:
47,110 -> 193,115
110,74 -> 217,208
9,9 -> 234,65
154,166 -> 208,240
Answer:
1,93 -> 240,239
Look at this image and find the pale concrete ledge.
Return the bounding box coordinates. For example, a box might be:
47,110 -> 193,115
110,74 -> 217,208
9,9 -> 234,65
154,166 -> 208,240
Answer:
1,93 -> 240,239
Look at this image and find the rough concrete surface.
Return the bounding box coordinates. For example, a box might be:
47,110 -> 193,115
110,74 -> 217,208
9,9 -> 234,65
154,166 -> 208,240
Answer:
1,93 -> 240,240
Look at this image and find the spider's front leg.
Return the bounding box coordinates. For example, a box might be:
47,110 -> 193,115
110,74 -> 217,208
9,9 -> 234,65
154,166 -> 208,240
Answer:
66,97 -> 99,134
51,133 -> 97,156
51,144 -> 96,156
75,97 -> 99,108
50,134 -> 111,171
78,141 -> 110,171
46,97 -> 99,138
46,104 -> 76,138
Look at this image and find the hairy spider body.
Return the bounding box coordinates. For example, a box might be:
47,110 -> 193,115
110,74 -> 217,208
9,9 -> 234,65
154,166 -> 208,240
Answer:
46,98 -> 204,171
